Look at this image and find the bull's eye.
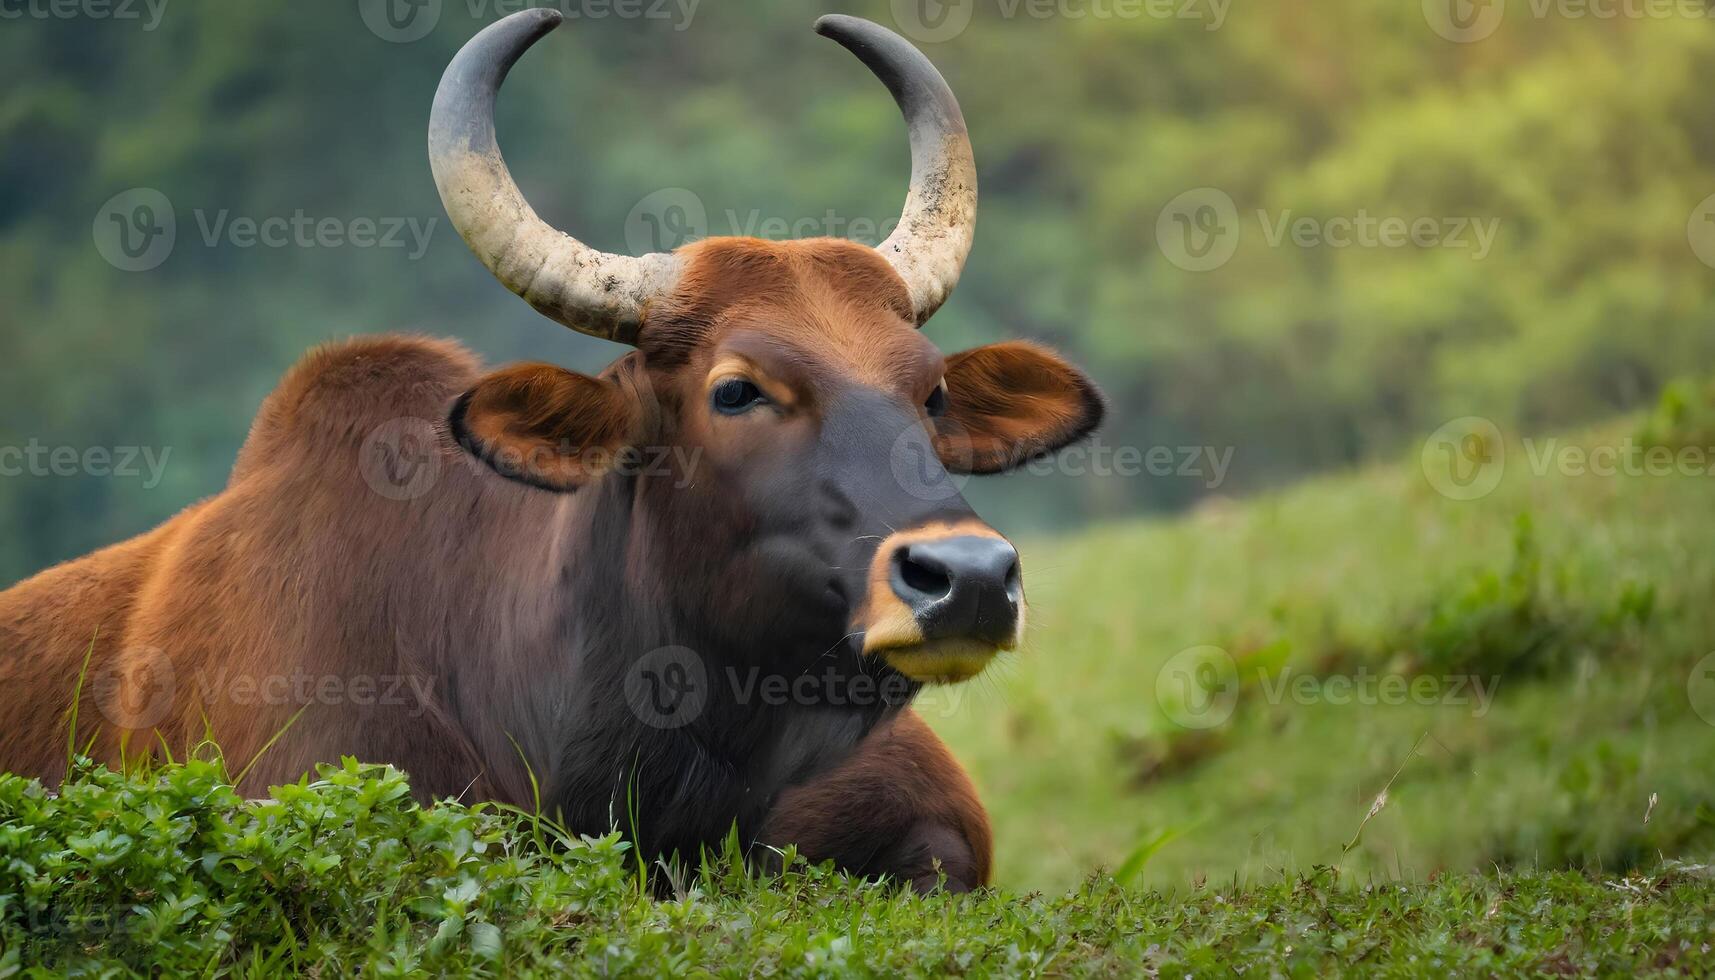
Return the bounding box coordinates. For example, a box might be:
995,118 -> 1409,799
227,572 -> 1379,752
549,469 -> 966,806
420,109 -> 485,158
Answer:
711,378 -> 767,415
925,383 -> 948,419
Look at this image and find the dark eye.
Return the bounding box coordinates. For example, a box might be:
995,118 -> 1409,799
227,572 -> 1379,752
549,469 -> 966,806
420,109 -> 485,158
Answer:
712,378 -> 767,415
925,383 -> 948,419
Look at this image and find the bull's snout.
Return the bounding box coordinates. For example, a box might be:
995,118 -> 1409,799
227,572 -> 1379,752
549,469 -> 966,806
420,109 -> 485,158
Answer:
890,536 -> 1021,649
855,523 -> 1026,684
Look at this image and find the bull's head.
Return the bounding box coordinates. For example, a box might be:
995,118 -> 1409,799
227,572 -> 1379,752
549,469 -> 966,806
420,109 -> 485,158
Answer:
430,10 -> 1102,687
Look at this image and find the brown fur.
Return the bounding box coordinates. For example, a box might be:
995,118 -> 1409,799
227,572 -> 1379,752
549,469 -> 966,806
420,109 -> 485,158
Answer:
760,710 -> 993,891
941,342 -> 1107,473
2,335 -> 502,797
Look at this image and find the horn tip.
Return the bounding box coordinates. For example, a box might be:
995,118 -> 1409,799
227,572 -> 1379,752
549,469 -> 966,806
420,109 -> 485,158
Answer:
813,14 -> 869,40
485,6 -> 564,44
526,6 -> 564,28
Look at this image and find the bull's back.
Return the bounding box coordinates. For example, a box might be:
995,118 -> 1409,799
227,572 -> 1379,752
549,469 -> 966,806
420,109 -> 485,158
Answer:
0,335 -> 493,788
0,519 -> 182,780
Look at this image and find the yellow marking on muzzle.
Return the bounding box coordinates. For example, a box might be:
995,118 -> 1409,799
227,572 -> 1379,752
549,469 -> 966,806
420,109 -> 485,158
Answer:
881,640 -> 1003,684
854,520 -> 1024,684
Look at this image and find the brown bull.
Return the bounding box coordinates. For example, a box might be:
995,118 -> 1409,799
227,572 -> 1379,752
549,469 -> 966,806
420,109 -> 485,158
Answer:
0,11 -> 1102,892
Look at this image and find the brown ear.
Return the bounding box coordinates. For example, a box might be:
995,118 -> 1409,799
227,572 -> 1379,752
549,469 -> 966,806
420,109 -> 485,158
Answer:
936,341 -> 1104,475
450,363 -> 639,491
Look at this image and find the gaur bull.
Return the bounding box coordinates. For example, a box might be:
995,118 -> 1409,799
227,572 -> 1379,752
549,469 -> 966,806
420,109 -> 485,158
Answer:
0,10 -> 1103,891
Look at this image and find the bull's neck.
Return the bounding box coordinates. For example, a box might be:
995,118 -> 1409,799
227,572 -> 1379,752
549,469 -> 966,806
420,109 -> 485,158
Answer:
459,474 -> 895,860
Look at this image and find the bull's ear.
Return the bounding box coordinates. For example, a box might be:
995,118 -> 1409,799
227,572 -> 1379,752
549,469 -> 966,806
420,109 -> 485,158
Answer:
937,341 -> 1104,475
450,363 -> 640,491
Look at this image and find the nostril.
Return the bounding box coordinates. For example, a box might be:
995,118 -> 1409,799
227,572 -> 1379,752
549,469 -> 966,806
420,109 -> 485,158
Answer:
881,535 -> 1021,648
897,552 -> 953,600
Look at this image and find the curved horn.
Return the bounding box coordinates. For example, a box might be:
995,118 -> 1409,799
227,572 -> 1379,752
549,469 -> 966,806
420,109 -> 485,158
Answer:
429,9 -> 680,345
815,15 -> 978,325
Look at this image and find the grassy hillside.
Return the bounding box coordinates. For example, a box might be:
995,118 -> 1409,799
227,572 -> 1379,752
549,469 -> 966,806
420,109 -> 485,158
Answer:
935,412 -> 1715,891
3,760 -> 1713,975
5,405 -> 1715,974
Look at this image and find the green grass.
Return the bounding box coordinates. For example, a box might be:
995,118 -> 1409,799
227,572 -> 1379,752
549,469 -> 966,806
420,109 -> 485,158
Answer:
933,417 -> 1715,892
6,409 -> 1715,974
3,759 -> 1713,976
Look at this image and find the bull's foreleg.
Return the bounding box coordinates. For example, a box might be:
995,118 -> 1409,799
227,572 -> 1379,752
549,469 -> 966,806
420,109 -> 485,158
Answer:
757,709 -> 992,893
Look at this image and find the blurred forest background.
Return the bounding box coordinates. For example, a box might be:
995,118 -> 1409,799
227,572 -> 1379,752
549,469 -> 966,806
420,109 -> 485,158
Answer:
4,0 -> 1715,585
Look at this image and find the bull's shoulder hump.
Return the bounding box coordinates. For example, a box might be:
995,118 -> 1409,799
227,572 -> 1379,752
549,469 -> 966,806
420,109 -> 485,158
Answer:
233,334 -> 483,480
